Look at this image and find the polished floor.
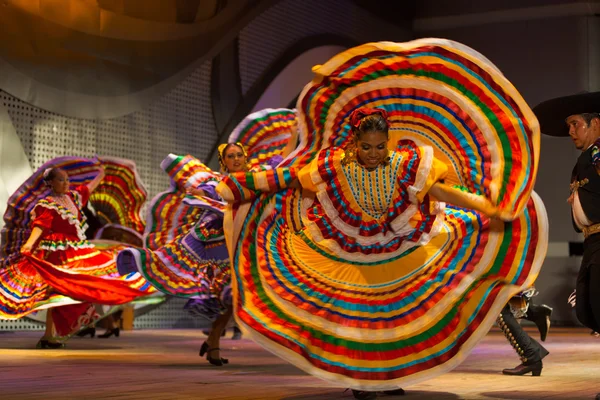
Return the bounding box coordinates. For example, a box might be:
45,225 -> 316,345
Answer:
0,327 -> 598,400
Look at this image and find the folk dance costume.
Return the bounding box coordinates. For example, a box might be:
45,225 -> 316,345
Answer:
116,108 -> 296,320
117,153 -> 231,317
534,92 -> 600,333
0,157 -> 154,341
216,39 -> 548,391
534,90 -> 600,400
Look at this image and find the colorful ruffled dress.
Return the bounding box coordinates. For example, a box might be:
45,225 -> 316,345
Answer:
0,157 -> 155,336
117,109 -> 296,318
116,154 -> 230,318
216,39 -> 548,390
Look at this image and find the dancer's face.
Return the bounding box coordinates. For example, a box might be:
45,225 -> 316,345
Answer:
223,145 -> 248,173
49,169 -> 70,194
567,114 -> 600,150
355,130 -> 389,170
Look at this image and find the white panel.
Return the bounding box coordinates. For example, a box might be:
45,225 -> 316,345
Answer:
0,101 -> 32,230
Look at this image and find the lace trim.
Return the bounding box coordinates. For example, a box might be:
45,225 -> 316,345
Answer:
32,191 -> 88,241
38,240 -> 94,252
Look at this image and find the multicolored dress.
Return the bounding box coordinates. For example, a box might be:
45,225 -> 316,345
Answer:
116,153 -> 230,318
216,39 -> 548,390
0,157 -> 155,337
116,109 -> 296,318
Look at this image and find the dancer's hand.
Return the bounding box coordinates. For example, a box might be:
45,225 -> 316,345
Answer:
186,187 -> 206,197
20,243 -> 33,255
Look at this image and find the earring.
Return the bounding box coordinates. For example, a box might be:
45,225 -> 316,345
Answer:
382,149 -> 391,166
342,143 -> 357,166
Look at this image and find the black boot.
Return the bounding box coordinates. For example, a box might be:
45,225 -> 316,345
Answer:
497,305 -> 548,376
501,361 -> 543,376
524,304 -> 552,342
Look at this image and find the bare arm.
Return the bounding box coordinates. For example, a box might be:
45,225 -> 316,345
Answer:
428,182 -> 499,218
87,166 -> 105,193
20,227 -> 44,253
186,187 -> 207,197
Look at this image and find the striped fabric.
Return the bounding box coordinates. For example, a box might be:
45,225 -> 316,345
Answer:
89,156 -> 147,237
229,108 -> 297,168
143,154 -> 223,250
1,156 -> 146,264
118,154 -> 230,300
1,157 -> 100,264
0,217 -> 155,320
218,39 -> 547,390
0,156 -> 154,318
123,116 -> 295,301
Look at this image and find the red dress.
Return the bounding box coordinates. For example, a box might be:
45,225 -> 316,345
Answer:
0,186 -> 154,336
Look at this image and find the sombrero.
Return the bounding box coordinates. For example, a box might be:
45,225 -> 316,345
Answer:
533,91 -> 600,136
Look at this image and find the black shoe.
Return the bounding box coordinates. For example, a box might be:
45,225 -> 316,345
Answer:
206,348 -> 226,366
527,304 -> 552,342
36,339 -> 65,349
383,388 -> 405,396
98,328 -> 120,338
76,327 -> 96,338
595,393 -> 600,400
232,327 -> 242,340
351,390 -> 377,400
199,341 -> 229,364
200,341 -> 209,357
502,361 -> 542,376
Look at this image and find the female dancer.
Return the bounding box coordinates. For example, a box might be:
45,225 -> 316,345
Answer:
0,161 -> 154,347
216,39 -> 547,398
117,107 -> 297,363
118,142 -> 278,365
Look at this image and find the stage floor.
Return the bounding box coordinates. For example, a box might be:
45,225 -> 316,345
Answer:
0,327 -> 598,400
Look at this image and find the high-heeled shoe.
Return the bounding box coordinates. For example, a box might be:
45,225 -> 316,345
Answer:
36,339 -> 65,349
502,361 -> 543,376
98,328 -> 120,338
76,327 -> 96,338
199,341 -> 229,364
206,348 -> 225,366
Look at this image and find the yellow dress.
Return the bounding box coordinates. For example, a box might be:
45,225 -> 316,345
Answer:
216,39 -> 547,390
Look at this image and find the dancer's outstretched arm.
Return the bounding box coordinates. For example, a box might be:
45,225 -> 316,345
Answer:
429,182 -> 499,218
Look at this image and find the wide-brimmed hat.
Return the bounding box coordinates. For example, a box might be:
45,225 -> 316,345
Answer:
532,91 -> 600,137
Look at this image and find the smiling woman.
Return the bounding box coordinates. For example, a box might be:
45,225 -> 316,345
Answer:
216,38 -> 547,392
